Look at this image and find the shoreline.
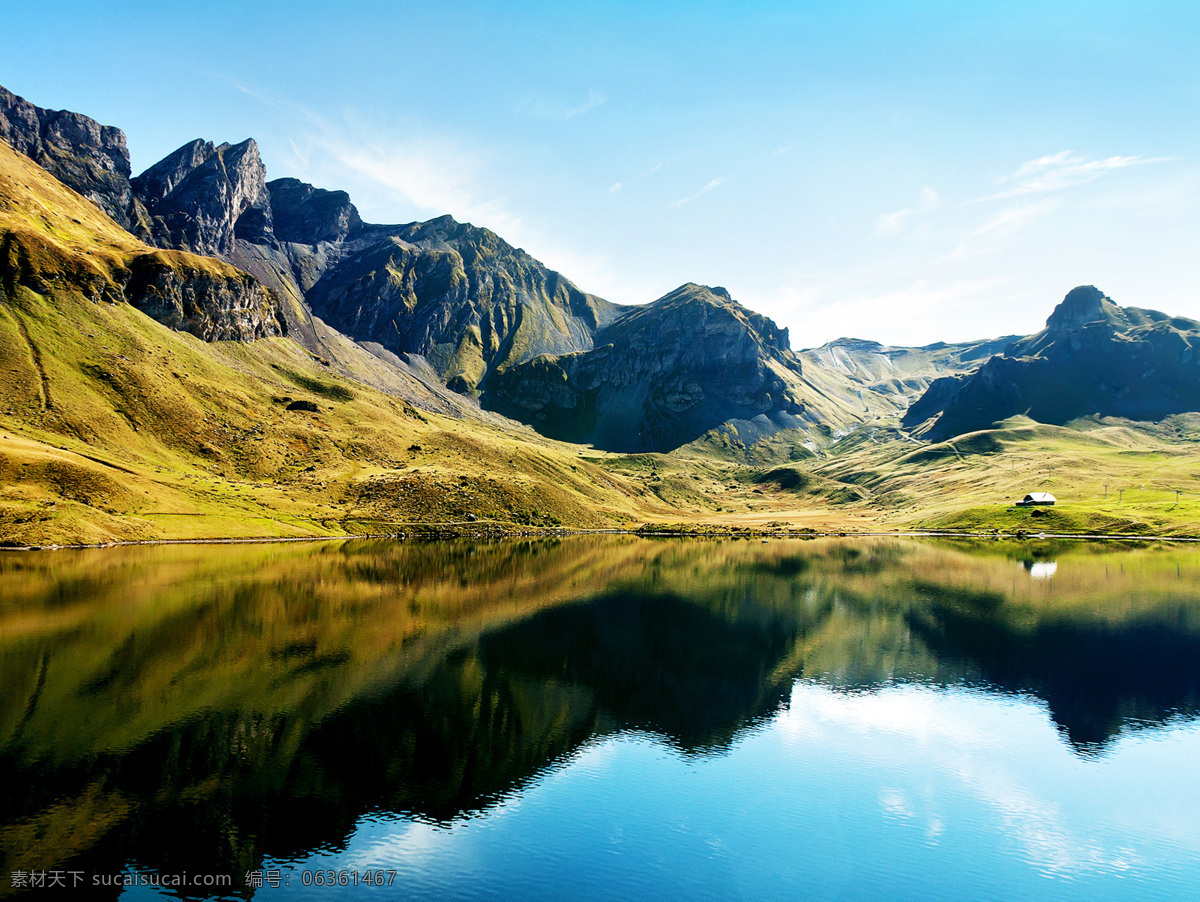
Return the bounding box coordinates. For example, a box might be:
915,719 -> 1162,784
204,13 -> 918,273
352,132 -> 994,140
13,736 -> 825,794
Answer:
3,523 -> 1197,552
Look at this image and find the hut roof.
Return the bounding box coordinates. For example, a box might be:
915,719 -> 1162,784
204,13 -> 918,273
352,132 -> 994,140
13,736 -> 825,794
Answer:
1021,492 -> 1056,504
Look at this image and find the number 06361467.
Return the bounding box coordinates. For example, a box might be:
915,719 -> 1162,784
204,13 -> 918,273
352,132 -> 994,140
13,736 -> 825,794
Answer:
300,870 -> 398,887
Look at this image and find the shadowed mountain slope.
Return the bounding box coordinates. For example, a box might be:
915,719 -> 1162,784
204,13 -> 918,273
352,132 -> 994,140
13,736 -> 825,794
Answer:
486,284 -> 880,452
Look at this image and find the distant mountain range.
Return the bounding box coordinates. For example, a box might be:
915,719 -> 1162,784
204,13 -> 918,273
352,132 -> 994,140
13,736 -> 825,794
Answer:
3,82 -> 1199,454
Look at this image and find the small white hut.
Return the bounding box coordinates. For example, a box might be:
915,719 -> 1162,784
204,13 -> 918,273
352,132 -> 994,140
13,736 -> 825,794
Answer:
1015,492 -> 1056,506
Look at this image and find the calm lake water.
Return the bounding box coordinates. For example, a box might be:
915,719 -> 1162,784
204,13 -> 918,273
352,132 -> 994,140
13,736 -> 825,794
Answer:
2,536 -> 1199,900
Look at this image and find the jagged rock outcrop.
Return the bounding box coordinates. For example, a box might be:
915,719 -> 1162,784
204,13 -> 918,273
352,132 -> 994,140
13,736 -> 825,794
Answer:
486,284 -> 815,451
0,85 -> 149,235
123,253 -> 285,341
132,137 -> 274,257
269,178 -> 363,245
903,286 -> 1200,439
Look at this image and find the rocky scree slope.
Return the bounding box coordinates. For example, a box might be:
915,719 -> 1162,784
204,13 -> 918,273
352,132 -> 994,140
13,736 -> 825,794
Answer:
904,285 -> 1200,440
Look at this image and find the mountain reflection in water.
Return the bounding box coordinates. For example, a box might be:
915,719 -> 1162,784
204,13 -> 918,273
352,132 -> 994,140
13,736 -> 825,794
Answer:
1,535 -> 1199,893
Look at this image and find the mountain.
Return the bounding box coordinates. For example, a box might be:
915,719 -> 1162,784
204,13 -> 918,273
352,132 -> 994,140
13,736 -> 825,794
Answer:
904,286 -> 1200,440
0,139 -> 283,341
487,283 -> 876,452
122,123 -> 625,398
0,134 -> 663,545
297,213 -> 624,394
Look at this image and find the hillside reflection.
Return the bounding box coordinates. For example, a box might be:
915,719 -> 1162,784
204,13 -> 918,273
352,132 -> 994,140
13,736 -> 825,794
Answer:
2,536 -> 1199,891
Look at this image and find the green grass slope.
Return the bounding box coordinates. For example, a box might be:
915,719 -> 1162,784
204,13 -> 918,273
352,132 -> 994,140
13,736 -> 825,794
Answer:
808,415 -> 1200,536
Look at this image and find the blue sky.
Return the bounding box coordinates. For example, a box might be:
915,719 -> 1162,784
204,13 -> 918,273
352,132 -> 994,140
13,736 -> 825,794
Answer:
5,1 -> 1199,346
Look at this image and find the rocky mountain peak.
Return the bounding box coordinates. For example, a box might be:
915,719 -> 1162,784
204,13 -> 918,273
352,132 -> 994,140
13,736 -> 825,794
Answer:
132,139 -> 215,204
1045,285 -> 1122,332
652,283 -> 793,356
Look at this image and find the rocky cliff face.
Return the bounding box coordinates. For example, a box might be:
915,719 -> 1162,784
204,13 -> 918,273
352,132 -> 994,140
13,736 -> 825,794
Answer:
123,252 -> 285,341
0,85 -> 149,236
269,178 -> 363,245
903,286 -> 1200,439
486,284 -> 814,451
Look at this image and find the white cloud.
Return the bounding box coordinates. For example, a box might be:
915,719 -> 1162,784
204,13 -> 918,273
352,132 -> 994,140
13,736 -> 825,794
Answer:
973,199 -> 1062,238
608,182 -> 623,193
669,177 -> 727,208
979,151 -> 1175,201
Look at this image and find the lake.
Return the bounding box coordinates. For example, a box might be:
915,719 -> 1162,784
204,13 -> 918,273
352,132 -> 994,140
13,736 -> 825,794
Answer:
1,535 -> 1199,900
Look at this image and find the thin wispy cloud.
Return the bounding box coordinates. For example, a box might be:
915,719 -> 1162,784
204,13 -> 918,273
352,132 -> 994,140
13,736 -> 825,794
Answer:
977,151 -> 1175,201
608,163 -> 664,196
225,80 -> 504,225
944,198 -> 1062,261
564,89 -> 608,119
516,88 -> 608,121
669,177 -> 726,208
875,187 -> 940,236
228,79 -> 637,301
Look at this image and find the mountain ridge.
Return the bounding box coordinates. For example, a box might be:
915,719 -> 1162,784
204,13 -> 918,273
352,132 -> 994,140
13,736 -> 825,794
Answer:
904,285 -> 1200,440
12,81 -> 1199,461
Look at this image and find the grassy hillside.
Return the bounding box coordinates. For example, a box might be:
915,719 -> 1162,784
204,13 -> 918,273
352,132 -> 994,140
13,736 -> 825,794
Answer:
807,415 -> 1200,537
